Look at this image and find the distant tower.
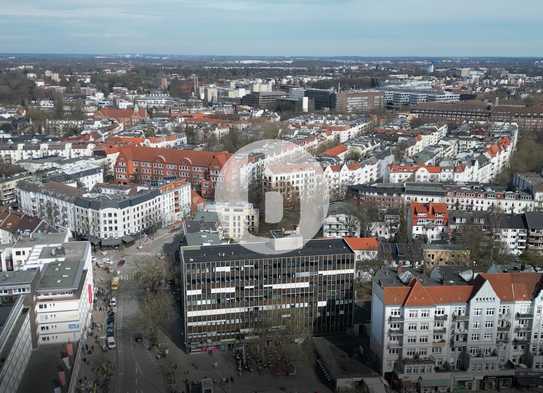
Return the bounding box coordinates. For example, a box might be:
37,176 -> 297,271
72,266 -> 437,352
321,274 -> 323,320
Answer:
193,75 -> 199,96
427,63 -> 435,74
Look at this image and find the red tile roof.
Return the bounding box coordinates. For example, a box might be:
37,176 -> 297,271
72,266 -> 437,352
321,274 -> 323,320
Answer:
344,237 -> 379,251
322,144 -> 348,157
479,273 -> 542,302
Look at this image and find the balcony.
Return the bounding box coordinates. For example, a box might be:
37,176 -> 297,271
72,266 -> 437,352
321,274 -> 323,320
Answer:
516,312 -> 534,319
452,314 -> 469,321
433,327 -> 446,333
497,324 -> 511,332
388,316 -> 404,323
435,314 -> 448,321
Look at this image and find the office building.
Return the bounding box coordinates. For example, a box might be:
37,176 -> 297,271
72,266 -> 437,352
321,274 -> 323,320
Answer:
0,295 -> 33,393
305,89 -> 337,111
336,90 -> 384,113
180,238 -> 355,352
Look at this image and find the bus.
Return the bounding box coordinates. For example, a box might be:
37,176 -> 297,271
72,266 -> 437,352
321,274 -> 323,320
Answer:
111,276 -> 120,291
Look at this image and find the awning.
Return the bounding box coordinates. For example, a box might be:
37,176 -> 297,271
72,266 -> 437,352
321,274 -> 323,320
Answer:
122,235 -> 136,244
101,238 -> 122,247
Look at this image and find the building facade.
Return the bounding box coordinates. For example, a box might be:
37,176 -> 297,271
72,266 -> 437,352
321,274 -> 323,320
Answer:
180,238 -> 355,352
371,268 -> 543,392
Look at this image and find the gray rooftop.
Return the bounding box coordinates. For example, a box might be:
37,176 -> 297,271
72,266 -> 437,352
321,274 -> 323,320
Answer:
182,238 -> 353,263
36,242 -> 89,293
0,270 -> 38,287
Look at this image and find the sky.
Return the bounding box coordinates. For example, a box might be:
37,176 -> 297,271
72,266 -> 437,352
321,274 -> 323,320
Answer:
0,0 -> 542,57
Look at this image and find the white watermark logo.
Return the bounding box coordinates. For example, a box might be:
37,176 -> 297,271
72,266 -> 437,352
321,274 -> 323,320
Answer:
215,139 -> 329,255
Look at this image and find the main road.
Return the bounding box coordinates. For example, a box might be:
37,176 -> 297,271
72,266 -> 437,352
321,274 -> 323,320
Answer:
113,279 -> 167,393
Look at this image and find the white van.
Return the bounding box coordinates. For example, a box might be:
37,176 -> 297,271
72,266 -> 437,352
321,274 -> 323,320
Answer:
107,336 -> 116,349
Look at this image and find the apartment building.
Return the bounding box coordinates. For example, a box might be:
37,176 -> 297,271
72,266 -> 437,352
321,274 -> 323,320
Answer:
324,162 -> 379,199
34,241 -> 93,345
262,162 -> 321,203
349,183 -> 538,214
322,214 -> 361,238
0,172 -> 32,206
0,142 -> 95,164
180,238 -> 355,352
371,267 -> 543,392
205,202 -> 259,241
16,179 -> 190,245
408,202 -> 449,243
113,146 -> 229,198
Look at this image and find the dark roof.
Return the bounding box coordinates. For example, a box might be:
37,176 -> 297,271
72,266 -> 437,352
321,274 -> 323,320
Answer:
182,238 -> 353,263
525,212 -> 543,230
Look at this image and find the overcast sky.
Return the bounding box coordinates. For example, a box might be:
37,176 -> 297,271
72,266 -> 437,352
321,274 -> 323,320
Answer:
1,0 -> 542,56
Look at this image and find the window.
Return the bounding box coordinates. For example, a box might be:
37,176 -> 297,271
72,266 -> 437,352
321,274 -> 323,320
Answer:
471,333 -> 480,341
484,333 -> 493,341
485,321 -> 494,328
408,311 -> 418,318
419,336 -> 429,343
474,308 -> 482,316
408,323 -> 417,331
486,308 -> 495,316
420,322 -> 429,331
408,336 -> 417,343
473,321 -> 480,329
420,310 -> 430,318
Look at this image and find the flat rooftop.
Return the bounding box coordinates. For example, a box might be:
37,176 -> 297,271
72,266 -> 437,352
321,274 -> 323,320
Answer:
0,270 -> 37,287
182,238 -> 353,263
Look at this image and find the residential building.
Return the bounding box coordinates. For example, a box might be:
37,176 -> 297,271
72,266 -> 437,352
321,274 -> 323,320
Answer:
34,241 -> 93,345
205,202 -> 259,242
422,244 -> 470,270
344,237 -> 380,262
0,172 -> 32,206
322,214 -> 361,238
408,202 -> 449,243
16,179 -> 191,246
113,146 -> 229,198
180,238 -> 355,352
0,142 -> 95,165
371,268 -> 543,392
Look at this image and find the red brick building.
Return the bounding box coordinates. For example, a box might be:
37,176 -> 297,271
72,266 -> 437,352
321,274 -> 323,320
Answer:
113,146 -> 230,198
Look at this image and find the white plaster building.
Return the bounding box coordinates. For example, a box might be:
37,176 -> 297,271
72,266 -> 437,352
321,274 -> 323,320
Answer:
34,241 -> 94,345
371,268 -> 543,392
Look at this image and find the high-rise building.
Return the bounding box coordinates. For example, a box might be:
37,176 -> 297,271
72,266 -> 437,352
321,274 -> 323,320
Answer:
180,238 -> 355,352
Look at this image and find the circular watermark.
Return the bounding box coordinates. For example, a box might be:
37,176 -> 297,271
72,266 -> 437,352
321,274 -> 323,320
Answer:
215,139 -> 329,255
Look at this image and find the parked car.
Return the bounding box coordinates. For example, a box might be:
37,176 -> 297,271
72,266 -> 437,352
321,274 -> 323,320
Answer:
107,336 -> 116,349
110,297 -> 117,307
134,333 -> 144,343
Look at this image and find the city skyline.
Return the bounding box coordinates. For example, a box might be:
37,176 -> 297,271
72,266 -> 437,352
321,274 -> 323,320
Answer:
1,0 -> 542,56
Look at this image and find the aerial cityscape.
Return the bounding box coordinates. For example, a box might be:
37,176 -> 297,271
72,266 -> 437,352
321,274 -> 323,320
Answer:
0,2 -> 543,393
